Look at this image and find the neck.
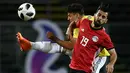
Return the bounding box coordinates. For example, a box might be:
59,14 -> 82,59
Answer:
75,14 -> 84,24
79,14 -> 84,20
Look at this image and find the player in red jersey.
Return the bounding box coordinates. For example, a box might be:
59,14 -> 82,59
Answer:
47,3 -> 117,73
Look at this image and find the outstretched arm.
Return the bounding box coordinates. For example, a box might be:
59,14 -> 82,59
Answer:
47,31 -> 75,50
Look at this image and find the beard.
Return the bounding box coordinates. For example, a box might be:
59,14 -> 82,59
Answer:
94,20 -> 103,27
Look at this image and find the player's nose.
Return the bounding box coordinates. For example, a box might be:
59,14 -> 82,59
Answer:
99,16 -> 102,20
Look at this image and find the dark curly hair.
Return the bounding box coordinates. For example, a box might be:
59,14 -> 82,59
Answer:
97,2 -> 110,12
67,3 -> 84,15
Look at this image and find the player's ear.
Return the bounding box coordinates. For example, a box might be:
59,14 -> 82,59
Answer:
94,13 -> 97,17
105,19 -> 108,23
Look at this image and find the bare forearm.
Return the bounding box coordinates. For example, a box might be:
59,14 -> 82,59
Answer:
47,31 -> 74,50
109,49 -> 117,65
54,37 -> 74,50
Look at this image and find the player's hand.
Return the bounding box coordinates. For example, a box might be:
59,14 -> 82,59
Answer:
47,31 -> 56,41
106,63 -> 114,73
16,32 -> 31,51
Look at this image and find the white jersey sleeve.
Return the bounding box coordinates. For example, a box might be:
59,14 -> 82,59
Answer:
30,41 -> 73,58
31,41 -> 63,53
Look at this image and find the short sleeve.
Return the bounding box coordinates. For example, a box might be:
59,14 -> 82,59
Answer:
101,35 -> 114,50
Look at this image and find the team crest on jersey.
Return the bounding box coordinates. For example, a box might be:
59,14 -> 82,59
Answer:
92,36 -> 99,42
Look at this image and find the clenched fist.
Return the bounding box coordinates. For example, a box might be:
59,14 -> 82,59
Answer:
47,31 -> 56,41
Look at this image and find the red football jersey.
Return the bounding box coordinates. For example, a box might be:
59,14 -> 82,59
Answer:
69,18 -> 114,73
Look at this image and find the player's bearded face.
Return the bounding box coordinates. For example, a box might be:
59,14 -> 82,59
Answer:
67,13 -> 79,23
94,10 -> 108,26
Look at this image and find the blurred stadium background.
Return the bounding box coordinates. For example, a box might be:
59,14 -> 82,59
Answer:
0,0 -> 130,73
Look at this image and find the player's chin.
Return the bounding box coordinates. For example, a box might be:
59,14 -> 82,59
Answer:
101,23 -> 105,26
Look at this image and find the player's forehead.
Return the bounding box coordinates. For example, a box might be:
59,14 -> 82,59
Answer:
96,10 -> 108,16
67,13 -> 75,16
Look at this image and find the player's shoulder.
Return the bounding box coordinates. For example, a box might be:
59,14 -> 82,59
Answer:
83,15 -> 93,18
81,15 -> 94,24
81,16 -> 92,23
101,31 -> 111,40
83,15 -> 94,21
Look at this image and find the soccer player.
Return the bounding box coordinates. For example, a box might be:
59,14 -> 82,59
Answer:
46,3 -> 117,73
66,15 -> 111,73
